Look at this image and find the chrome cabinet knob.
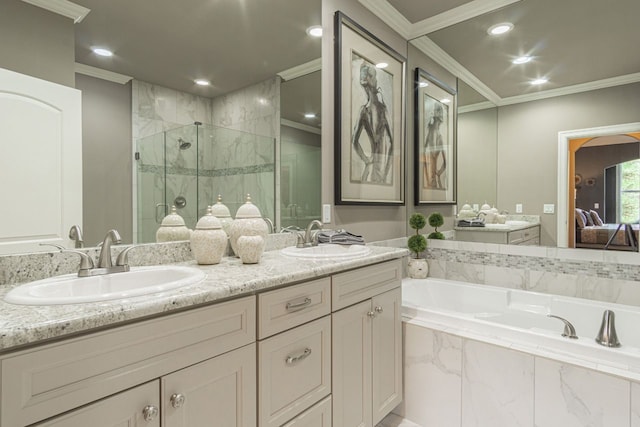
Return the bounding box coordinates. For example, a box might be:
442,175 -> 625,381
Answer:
367,311 -> 376,318
375,306 -> 383,314
142,405 -> 159,421
170,393 -> 186,408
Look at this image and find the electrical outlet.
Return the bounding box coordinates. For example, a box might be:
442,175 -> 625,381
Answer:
473,203 -> 479,211
322,204 -> 331,223
594,203 -> 600,209
515,203 -> 523,213
543,204 -> 555,214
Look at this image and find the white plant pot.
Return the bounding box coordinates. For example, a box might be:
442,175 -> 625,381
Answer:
407,258 -> 429,279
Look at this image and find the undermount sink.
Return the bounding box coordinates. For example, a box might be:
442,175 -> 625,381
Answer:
4,266 -> 206,305
281,244 -> 371,260
505,220 -> 531,226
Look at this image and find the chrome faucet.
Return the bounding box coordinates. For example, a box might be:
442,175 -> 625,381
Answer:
68,225 -> 84,248
596,310 -> 621,347
40,243 -> 95,277
547,314 -> 578,339
98,229 -> 122,268
304,220 -> 323,247
281,225 -> 305,248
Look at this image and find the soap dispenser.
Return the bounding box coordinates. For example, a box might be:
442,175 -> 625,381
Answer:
156,206 -> 192,242
229,194 -> 268,257
210,194 -> 233,236
190,206 -> 228,265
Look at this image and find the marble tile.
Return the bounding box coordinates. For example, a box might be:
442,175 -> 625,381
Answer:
176,91 -> 197,124
446,261 -> 484,284
427,258 -> 446,279
534,358 -> 630,427
399,324 -> 462,427
580,275 -> 624,304
527,270 -> 580,298
377,413 -> 421,427
484,265 -> 527,289
632,382 -> 640,427
195,95 -> 212,125
461,340 -> 534,427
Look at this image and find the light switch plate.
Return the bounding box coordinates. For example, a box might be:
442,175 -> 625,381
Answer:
594,203 -> 600,209
322,204 -> 331,223
473,203 -> 479,211
543,204 -> 555,214
515,203 -> 523,213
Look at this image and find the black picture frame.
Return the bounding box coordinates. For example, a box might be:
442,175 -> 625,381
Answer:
334,11 -> 406,205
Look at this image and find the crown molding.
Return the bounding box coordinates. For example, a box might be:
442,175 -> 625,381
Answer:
411,36 -> 501,104
358,0 -> 412,39
277,58 -> 321,81
21,0 -> 90,23
498,72 -> 640,106
458,101 -> 497,114
281,119 -> 321,135
75,63 -> 133,84
409,0 -> 523,38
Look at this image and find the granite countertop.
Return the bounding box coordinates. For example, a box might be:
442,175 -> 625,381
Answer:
454,222 -> 540,233
0,246 -> 408,353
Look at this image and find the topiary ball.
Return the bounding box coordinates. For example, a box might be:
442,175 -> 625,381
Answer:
407,234 -> 427,255
409,213 -> 427,230
428,231 -> 445,240
428,212 -> 444,228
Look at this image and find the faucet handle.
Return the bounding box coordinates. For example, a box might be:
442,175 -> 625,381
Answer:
547,314 -> 578,339
39,243 -> 95,273
115,246 -> 135,269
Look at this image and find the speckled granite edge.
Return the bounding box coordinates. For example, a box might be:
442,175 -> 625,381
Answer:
0,246 -> 407,352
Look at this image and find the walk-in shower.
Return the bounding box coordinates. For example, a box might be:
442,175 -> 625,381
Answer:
135,122 -> 275,243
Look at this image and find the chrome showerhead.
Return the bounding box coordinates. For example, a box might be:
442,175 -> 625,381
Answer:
177,138 -> 192,150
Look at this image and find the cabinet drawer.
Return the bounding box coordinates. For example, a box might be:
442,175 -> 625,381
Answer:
332,260 -> 401,311
1,296 -> 255,427
258,277 -> 331,339
282,396 -> 331,427
259,316 -> 331,427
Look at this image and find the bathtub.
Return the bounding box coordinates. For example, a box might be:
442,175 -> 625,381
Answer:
402,277 -> 640,380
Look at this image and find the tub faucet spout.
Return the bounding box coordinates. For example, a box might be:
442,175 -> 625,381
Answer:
547,314 -> 578,339
595,309 -> 621,347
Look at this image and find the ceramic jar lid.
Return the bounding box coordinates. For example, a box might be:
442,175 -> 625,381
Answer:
480,203 -> 491,211
461,203 -> 472,211
235,194 -> 262,219
195,206 -> 222,230
210,195 -> 232,218
160,206 -> 186,227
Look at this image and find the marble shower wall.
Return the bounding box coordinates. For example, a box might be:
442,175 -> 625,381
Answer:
396,323 -> 638,427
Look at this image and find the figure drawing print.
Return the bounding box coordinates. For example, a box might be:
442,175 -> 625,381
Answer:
350,52 -> 394,186
423,94 -> 448,190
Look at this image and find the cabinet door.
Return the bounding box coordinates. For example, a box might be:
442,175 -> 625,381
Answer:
33,381 -> 160,427
332,300 -> 372,427
371,288 -> 403,425
162,344 -> 256,427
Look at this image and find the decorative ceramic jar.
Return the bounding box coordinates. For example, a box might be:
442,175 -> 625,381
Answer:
236,235 -> 265,264
210,194 -> 233,236
190,206 -> 228,265
156,206 -> 192,242
229,194 -> 269,256
479,203 -> 496,223
407,258 -> 429,279
457,203 -> 476,220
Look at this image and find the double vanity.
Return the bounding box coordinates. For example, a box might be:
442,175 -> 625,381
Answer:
0,244 -> 406,427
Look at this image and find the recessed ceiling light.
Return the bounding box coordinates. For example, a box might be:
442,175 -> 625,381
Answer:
418,82 -> 429,88
440,98 -> 451,104
487,22 -> 513,35
375,62 -> 388,69
194,79 -> 210,86
513,55 -> 532,64
531,78 -> 548,85
92,47 -> 113,57
304,113 -> 316,119
306,25 -> 323,37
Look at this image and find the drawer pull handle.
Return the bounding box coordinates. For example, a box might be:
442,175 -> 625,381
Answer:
142,405 -> 159,421
170,393 -> 186,408
286,348 -> 312,365
286,297 -> 312,311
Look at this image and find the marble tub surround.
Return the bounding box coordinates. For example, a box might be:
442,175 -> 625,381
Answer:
0,234 -> 298,288
0,246 -> 407,352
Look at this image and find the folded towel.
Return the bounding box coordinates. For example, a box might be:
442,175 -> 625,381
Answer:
457,219 -> 485,227
317,229 -> 365,245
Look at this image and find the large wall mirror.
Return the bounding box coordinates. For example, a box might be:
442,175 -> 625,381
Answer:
397,0 -> 640,249
0,0 -> 322,254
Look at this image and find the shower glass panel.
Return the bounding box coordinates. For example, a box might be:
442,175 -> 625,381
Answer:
136,123 -> 275,243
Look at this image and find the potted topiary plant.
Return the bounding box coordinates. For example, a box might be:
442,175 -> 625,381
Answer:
407,213 -> 428,279
427,212 -> 445,239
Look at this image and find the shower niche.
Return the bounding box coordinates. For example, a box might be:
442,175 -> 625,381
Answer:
136,122 -> 275,243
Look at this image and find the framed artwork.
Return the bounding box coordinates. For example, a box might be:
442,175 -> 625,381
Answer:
414,68 -> 457,205
334,11 -> 406,205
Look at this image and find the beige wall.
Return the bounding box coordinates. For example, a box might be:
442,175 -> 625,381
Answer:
321,0 -> 408,242
76,74 -> 133,245
0,0 -> 75,87
497,82 -> 640,246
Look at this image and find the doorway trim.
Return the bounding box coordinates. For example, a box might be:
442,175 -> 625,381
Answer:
557,122 -> 640,247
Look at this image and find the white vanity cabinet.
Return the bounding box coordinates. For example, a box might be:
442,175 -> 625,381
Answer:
331,260 -> 403,427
